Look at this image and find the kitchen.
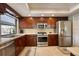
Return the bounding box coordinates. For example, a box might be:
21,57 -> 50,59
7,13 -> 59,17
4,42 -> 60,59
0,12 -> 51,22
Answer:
0,3 -> 79,56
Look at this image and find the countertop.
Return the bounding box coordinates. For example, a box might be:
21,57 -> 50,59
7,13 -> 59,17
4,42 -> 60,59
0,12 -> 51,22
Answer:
67,47 -> 79,56
0,34 -> 27,45
0,33 -> 58,45
48,33 -> 58,35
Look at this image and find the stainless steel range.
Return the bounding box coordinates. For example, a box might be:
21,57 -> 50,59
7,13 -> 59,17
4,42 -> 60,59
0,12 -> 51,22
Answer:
37,32 -> 48,46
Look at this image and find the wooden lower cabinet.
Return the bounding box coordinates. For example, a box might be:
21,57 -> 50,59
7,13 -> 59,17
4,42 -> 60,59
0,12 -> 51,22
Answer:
48,34 -> 58,46
25,35 -> 37,46
15,35 -> 26,56
15,35 -> 37,56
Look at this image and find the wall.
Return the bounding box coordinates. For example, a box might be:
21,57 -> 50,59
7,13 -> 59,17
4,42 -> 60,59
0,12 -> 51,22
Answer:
16,19 -> 20,34
69,13 -> 79,46
23,29 -> 55,34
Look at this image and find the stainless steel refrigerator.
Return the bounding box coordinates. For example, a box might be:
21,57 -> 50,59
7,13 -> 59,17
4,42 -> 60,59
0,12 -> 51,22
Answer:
56,21 -> 72,47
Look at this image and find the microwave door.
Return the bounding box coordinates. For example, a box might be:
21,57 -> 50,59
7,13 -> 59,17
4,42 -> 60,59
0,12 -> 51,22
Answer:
37,23 -> 47,29
38,25 -> 44,29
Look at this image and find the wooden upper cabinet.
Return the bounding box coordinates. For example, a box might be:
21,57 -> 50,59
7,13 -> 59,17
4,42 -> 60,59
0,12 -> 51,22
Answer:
34,17 -> 47,23
19,17 -> 36,29
0,4 -> 6,13
19,17 -> 68,29
39,17 -> 47,23
47,17 -> 57,28
47,18 -> 57,25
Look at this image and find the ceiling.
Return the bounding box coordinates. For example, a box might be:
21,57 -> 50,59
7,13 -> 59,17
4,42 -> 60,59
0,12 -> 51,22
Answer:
7,3 -> 79,17
28,3 -> 77,11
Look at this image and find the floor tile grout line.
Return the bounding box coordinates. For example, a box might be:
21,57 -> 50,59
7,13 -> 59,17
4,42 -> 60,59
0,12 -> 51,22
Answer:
34,47 -> 37,56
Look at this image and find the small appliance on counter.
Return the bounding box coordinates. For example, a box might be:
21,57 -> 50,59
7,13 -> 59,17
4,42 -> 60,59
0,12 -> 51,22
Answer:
20,29 -> 24,33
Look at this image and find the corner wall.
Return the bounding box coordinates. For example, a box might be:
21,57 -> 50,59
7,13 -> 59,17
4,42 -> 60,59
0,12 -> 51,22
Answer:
68,13 -> 79,46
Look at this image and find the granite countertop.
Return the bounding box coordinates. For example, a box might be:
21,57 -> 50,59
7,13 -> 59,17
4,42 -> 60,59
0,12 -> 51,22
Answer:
0,34 -> 24,45
0,33 -> 37,45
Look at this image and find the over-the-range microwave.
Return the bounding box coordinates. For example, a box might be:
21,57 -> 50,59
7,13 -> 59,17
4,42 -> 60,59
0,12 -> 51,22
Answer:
37,23 -> 47,29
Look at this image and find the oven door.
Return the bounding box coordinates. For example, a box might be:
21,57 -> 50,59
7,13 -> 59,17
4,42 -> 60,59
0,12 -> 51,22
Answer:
37,36 -> 48,46
38,37 -> 47,42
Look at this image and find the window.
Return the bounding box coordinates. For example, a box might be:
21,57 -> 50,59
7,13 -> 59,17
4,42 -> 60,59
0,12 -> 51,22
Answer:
1,25 -> 15,35
1,13 -> 16,36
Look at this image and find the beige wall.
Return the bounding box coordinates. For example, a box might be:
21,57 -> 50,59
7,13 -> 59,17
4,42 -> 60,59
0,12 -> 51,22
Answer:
73,14 -> 79,46
16,19 -> 20,34
69,13 -> 79,46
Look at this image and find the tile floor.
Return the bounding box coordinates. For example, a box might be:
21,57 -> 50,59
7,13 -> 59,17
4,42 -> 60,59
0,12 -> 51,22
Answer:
19,46 -> 70,56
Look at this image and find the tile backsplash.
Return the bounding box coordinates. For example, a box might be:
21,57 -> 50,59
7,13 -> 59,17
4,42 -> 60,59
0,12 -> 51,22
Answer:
22,29 -> 55,34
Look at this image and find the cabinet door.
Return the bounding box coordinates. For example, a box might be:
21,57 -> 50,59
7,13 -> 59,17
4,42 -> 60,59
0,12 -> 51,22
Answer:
0,50 -> 3,56
19,18 -> 37,29
26,35 -> 31,46
26,35 -> 37,46
0,4 -> 6,13
48,35 -> 58,46
15,38 -> 21,55
15,36 -> 26,56
47,18 -> 57,28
